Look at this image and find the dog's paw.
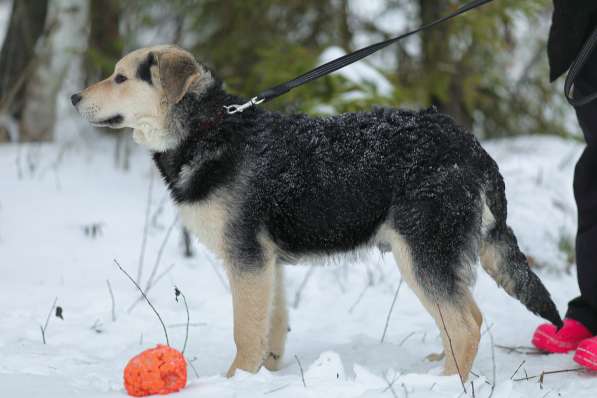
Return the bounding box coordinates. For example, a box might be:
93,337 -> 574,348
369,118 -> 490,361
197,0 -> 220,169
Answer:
226,355 -> 262,378
225,364 -> 237,378
263,352 -> 283,371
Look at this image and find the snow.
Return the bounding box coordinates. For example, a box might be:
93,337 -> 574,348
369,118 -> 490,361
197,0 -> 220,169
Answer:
320,46 -> 395,98
0,131 -> 595,397
2,1 -> 593,396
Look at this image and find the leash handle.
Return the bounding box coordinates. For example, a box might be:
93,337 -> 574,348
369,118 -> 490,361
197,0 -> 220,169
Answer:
565,26 -> 597,107
226,0 -> 495,114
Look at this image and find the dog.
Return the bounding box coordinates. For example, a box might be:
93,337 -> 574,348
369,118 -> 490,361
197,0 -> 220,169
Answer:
72,45 -> 563,379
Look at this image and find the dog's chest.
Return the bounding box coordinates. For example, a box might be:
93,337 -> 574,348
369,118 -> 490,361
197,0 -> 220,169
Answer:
177,199 -> 228,258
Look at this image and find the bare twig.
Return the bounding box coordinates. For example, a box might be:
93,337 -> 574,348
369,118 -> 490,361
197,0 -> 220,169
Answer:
486,323 -> 496,398
332,266 -> 347,293
127,213 -> 180,310
381,278 -> 403,343
150,192 -> 169,229
15,143 -> 23,179
137,170 -> 155,284
264,384 -> 291,395
510,360 -> 526,380
348,282 -> 369,313
143,215 -> 179,293
168,322 -> 206,328
398,331 -> 417,346
293,267 -> 316,309
186,357 -> 200,378
181,227 -> 194,258
114,259 -> 170,346
401,383 -> 409,398
539,371 -> 545,389
382,372 -> 399,398
495,344 -> 546,356
470,371 -> 493,386
39,297 -> 58,344
437,304 -> 466,394
127,264 -> 177,313
294,355 -> 306,388
512,368 -> 584,382
174,286 -> 190,354
480,323 -> 494,337
106,280 -> 116,322
382,371 -> 399,393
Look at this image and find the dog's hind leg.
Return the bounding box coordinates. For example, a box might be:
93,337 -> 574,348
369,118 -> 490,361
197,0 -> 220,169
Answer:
225,254 -> 275,377
469,296 -> 483,329
389,231 -> 481,380
264,265 -> 288,371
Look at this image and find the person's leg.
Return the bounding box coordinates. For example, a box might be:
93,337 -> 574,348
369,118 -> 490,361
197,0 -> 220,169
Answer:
565,51 -> 597,335
567,143 -> 597,335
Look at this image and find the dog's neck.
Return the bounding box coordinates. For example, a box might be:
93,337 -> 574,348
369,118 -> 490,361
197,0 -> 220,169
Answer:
152,83 -> 250,204
169,80 -> 270,138
168,82 -> 229,138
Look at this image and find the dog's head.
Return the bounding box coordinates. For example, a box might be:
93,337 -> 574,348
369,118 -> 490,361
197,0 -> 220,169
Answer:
71,45 -> 214,151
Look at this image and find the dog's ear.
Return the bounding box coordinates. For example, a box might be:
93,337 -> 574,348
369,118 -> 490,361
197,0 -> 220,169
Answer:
157,50 -> 201,104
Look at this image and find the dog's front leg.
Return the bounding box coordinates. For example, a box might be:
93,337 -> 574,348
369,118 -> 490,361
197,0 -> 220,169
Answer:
225,257 -> 275,377
264,265 -> 288,371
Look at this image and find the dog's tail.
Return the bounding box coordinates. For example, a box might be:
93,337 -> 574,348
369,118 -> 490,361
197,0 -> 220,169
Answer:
480,168 -> 563,328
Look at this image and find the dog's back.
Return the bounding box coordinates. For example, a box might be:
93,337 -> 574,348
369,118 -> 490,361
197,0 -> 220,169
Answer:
242,107 -> 490,253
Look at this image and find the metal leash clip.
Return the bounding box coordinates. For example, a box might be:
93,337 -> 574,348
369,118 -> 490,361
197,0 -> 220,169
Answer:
223,97 -> 265,114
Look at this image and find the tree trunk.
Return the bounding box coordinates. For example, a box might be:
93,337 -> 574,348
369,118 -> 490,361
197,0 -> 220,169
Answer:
338,0 -> 352,52
85,0 -> 122,145
419,0 -> 473,130
0,0 -> 49,141
85,0 -> 121,85
19,0 -> 90,142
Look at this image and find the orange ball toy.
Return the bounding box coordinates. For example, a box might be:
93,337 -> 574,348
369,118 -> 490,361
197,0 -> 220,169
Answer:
124,345 -> 187,396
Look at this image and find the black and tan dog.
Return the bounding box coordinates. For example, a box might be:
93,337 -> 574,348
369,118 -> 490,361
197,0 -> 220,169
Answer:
72,45 -> 562,379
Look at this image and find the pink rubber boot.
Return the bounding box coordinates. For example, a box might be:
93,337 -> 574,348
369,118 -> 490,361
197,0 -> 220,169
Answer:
532,318 -> 593,353
574,337 -> 597,371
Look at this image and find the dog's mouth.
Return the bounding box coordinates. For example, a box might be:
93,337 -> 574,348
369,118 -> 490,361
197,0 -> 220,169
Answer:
91,115 -> 124,127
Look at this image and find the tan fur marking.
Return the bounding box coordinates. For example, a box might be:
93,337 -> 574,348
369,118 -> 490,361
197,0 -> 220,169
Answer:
264,265 -> 289,371
435,296 -> 481,378
480,197 -> 495,235
177,196 -> 229,259
480,241 -> 509,286
469,297 -> 483,328
157,49 -> 201,104
225,259 -> 275,377
389,231 -> 480,380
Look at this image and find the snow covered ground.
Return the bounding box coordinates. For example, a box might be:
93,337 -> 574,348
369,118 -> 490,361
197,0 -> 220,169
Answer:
0,130 -> 594,398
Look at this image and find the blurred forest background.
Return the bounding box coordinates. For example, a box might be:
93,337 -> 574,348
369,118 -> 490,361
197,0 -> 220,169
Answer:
0,0 -> 576,145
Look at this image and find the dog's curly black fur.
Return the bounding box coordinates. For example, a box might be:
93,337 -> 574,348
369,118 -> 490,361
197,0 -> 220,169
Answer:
153,80 -> 562,328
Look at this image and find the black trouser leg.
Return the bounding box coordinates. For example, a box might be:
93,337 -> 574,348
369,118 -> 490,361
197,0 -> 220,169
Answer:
565,52 -> 597,334
567,145 -> 597,334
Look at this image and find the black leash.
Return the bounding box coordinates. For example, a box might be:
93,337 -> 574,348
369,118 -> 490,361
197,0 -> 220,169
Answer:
224,0 -> 495,114
565,26 -> 597,107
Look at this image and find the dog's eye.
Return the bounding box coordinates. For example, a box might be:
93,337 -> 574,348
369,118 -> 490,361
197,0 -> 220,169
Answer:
114,74 -> 128,84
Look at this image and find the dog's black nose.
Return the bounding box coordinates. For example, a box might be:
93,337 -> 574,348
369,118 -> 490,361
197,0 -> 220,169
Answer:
70,93 -> 82,106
